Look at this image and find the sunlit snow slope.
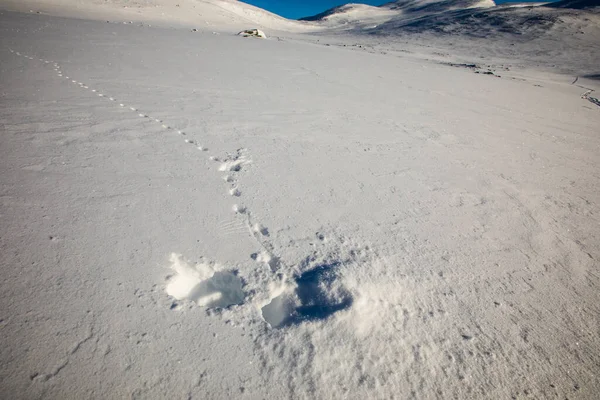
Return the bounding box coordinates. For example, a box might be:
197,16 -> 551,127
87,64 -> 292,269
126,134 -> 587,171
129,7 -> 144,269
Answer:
1,1 -> 599,399
300,0 -> 600,77
0,0 -> 316,31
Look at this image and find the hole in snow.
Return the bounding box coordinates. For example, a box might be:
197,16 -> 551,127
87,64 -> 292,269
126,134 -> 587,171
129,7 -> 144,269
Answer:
166,254 -> 244,309
261,261 -> 352,328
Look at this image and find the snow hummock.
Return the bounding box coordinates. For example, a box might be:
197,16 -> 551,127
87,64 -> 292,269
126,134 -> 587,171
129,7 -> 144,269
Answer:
166,253 -> 244,308
238,28 -> 267,38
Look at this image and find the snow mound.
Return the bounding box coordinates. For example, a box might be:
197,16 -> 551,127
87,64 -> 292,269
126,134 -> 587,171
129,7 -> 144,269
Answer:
238,28 -> 267,38
166,253 -> 244,308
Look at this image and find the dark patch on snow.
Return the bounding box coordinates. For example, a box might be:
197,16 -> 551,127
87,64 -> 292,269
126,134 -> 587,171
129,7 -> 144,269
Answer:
445,62 -> 479,69
261,261 -> 353,328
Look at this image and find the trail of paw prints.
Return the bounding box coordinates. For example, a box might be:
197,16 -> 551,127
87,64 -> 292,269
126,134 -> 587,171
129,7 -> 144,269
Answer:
163,137 -> 356,330
203,147 -> 354,331
7,49 -> 354,330
7,47 -> 212,153
8,47 -> 273,248
209,149 -> 283,273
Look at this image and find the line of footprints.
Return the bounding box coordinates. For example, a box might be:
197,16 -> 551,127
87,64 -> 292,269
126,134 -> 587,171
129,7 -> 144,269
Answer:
9,48 -> 345,329
8,47 -> 253,216
8,47 -> 284,310
8,49 -> 206,148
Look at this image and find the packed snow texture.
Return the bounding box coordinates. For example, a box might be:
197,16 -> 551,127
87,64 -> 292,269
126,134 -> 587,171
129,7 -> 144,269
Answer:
0,0 -> 599,399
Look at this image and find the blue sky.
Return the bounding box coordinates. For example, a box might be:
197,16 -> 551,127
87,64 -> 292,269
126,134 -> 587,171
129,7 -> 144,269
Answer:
240,0 -> 554,20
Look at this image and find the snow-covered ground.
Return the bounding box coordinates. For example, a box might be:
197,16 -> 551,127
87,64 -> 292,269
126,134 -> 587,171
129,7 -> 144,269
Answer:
1,1 -> 599,399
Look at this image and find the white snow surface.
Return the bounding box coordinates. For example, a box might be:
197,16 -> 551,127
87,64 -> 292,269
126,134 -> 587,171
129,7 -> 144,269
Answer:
1,1 -> 600,399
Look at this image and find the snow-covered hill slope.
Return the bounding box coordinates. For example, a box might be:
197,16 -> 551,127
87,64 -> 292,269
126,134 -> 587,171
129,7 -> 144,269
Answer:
383,0 -> 497,13
1,1 -> 600,399
301,0 -> 496,27
0,0 -> 317,31
299,0 -> 600,76
302,0 -> 599,37
300,3 -> 399,25
367,1 -> 600,38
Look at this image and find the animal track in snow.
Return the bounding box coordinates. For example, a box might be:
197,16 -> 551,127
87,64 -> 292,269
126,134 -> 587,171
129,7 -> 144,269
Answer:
8,47 -> 355,331
253,223 -> 269,237
261,260 -> 353,328
232,204 -> 247,214
7,48 -> 215,154
219,160 -> 243,172
217,148 -> 250,172
166,254 -> 244,309
251,251 -> 281,272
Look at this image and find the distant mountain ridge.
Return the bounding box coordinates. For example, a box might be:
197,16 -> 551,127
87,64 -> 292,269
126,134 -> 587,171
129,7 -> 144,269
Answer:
300,0 -> 496,21
382,0 -> 496,13
301,0 -> 600,22
299,0 -> 600,39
